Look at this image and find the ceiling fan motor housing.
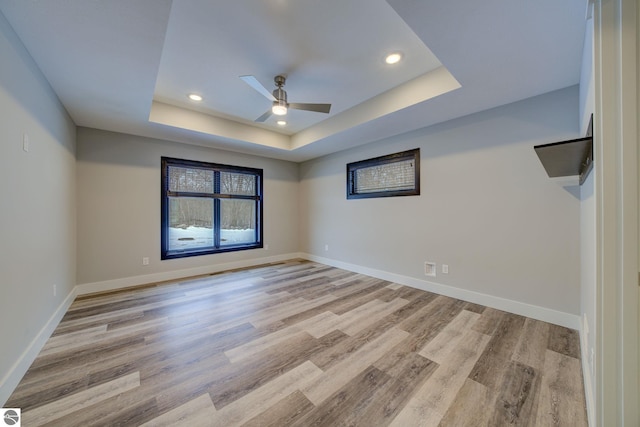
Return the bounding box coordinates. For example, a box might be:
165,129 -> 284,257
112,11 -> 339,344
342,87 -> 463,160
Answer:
272,75 -> 288,103
272,88 -> 287,103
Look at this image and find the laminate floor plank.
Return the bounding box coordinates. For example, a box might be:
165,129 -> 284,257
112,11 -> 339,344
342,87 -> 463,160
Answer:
302,326 -> 409,405
240,390 -> 314,427
389,330 -> 491,427
462,301 -> 487,314
547,323 -> 581,359
207,330 -> 347,409
439,378 -> 491,427
21,372 -> 141,426
392,285 -> 435,302
512,317 -> 551,370
224,321 -> 314,363
397,295 -> 465,335
139,393 -> 217,427
17,316 -> 231,410
360,352 -> 438,425
249,293 -> 337,328
324,278 -> 392,315
307,315 -> 397,371
468,312 -> 527,390
419,309 -> 481,364
397,297 -> 467,354
339,297 -> 409,336
272,276 -> 334,296
6,260 -> 587,426
274,280 -> 387,328
43,393 -> 158,427
320,297 -> 407,337
39,317 -> 170,358
208,360 -> 323,426
293,365 -> 392,427
536,349 -> 588,426
471,306 -> 506,336
326,273 -> 372,288
8,336 -> 148,404
490,361 -> 541,426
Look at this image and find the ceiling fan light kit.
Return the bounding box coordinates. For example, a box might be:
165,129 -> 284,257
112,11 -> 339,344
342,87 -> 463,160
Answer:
240,74 -> 332,123
272,100 -> 287,116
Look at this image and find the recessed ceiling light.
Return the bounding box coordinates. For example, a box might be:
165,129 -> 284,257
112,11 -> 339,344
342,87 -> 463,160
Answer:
188,93 -> 203,101
385,52 -> 402,65
276,120 -> 287,126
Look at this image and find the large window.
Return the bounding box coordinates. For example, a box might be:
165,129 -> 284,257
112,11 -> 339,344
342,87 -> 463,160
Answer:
161,157 -> 263,259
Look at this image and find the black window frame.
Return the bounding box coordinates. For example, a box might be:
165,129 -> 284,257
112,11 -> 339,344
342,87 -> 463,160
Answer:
161,157 -> 263,260
346,148 -> 420,199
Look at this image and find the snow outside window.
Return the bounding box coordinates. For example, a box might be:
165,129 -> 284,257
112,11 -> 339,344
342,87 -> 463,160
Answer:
161,157 -> 263,259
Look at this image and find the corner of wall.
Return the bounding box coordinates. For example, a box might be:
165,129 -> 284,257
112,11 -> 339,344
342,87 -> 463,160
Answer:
0,287 -> 78,406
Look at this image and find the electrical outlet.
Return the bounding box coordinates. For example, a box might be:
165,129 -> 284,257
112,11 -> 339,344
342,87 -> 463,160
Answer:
142,257 -> 149,266
23,133 -> 29,152
325,244 -> 329,251
53,284 -> 57,297
442,264 -> 449,274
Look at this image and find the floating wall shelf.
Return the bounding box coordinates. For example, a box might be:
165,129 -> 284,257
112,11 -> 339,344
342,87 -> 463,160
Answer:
534,115 -> 593,185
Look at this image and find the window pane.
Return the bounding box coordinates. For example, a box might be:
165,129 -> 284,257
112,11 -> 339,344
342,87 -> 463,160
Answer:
162,157 -> 263,259
168,166 -> 214,193
168,197 -> 214,250
355,159 -> 415,193
220,199 -> 257,245
220,172 -> 256,195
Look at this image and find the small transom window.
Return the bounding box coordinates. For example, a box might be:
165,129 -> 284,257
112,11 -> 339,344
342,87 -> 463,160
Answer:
346,148 -> 420,199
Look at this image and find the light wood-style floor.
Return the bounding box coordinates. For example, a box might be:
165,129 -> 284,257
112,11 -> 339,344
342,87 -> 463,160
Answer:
7,260 -> 587,426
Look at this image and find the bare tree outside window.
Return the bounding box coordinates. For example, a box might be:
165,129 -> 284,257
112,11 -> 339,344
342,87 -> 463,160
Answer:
161,158 -> 263,259
347,149 -> 420,199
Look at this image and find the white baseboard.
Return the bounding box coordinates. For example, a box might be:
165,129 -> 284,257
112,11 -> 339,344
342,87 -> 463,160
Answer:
580,326 -> 596,427
76,252 -> 304,295
0,286 -> 78,406
301,253 -> 581,330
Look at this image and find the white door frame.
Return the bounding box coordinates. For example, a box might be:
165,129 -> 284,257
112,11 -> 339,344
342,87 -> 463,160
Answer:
593,0 -> 639,424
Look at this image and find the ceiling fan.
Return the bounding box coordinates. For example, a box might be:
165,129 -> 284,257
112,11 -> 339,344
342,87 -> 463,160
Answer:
240,74 -> 332,122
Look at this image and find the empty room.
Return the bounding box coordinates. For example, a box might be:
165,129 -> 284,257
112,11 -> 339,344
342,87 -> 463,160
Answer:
0,1 -> 637,426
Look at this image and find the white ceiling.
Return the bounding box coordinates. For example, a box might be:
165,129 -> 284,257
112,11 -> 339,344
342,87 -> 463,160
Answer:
0,0 -> 587,162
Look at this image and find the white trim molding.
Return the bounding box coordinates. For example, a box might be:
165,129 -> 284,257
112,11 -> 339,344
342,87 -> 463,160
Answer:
580,325 -> 596,426
593,0 -> 639,425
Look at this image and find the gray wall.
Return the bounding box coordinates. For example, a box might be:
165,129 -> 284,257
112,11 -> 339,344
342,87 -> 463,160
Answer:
0,12 -> 76,402
76,128 -> 300,286
300,87 -> 582,315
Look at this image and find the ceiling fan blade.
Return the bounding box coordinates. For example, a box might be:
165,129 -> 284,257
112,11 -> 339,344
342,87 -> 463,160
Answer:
289,103 -> 332,114
240,75 -> 276,102
255,109 -> 273,122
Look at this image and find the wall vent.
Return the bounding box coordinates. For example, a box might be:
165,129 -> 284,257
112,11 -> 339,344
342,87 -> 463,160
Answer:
424,262 -> 436,277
